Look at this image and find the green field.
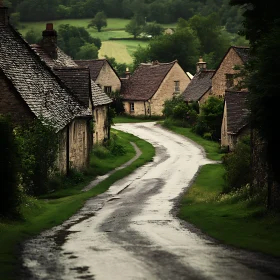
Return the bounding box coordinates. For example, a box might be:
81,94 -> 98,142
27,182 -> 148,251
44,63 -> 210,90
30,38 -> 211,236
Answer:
18,18 -> 175,64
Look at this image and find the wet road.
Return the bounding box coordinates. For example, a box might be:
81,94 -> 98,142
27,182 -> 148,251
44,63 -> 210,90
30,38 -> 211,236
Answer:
21,122 -> 280,280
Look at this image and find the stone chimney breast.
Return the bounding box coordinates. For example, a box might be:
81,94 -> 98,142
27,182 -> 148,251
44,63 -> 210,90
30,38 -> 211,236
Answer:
196,56 -> 207,73
0,1 -> 9,26
41,23 -> 58,59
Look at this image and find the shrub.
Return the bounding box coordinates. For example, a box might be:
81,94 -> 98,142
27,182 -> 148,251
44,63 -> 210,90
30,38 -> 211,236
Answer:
16,118 -> 58,196
222,135 -> 251,193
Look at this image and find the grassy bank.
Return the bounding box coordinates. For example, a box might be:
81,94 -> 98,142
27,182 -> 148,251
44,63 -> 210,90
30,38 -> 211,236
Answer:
0,129 -> 155,280
163,124 -> 280,258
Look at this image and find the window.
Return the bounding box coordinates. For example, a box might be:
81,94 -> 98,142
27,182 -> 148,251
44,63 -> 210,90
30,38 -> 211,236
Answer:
174,81 -> 180,93
130,102 -> 135,113
225,74 -> 234,89
104,86 -> 112,94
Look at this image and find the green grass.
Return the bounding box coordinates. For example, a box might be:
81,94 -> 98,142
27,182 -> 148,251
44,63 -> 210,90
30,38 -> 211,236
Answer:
0,129 -> 155,280
113,115 -> 164,123
178,164 -> 280,257
161,123 -> 223,161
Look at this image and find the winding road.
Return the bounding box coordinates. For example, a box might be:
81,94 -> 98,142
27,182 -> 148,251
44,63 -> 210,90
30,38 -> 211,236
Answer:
21,122 -> 280,280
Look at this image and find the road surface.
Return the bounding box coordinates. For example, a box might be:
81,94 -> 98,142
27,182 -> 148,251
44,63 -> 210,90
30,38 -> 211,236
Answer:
20,122 -> 280,280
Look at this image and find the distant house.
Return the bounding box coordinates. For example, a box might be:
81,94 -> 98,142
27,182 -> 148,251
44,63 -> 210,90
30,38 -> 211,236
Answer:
75,59 -> 121,95
0,9 -> 92,174
164,28 -> 175,35
31,24 -> 112,144
74,59 -> 120,143
182,57 -> 215,108
221,90 -> 250,151
120,60 -> 191,116
211,46 -> 250,99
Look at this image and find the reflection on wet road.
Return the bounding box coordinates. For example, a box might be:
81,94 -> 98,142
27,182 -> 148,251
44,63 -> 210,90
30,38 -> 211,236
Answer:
21,122 -> 280,280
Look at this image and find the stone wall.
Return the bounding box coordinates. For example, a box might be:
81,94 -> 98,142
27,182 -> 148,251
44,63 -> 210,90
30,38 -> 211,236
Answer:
151,63 -> 190,116
123,101 -> 145,116
94,105 -> 108,143
211,48 -> 244,98
96,61 -> 121,93
69,118 -> 90,170
0,74 -> 33,123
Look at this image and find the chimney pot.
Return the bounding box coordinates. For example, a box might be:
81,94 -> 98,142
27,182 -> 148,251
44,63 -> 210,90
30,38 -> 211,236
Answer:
46,23 -> 53,31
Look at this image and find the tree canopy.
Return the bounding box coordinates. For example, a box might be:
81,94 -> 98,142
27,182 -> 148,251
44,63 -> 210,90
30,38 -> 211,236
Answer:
88,11 -> 107,32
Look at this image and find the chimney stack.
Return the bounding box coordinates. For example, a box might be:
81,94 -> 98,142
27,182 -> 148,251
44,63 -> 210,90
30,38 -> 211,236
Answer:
40,23 -> 58,59
125,67 -> 130,79
196,56 -> 207,73
0,1 -> 9,26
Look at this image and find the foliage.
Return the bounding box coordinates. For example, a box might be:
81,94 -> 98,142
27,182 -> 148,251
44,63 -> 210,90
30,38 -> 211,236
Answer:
105,55 -> 132,78
88,11 -> 107,32
24,28 -> 41,44
192,96 -> 224,141
133,25 -> 200,72
0,116 -> 20,217
57,24 -> 99,59
222,135 -> 251,193
125,16 -> 144,39
16,119 -> 58,196
162,95 -> 198,127
75,43 -> 98,59
109,90 -> 125,115
143,21 -> 164,37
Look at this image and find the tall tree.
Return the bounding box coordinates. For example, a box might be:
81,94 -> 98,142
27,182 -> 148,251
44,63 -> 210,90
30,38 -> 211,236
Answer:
88,11 -> 107,32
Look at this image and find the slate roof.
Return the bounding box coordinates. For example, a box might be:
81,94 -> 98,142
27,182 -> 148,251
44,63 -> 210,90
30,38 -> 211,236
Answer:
225,90 -> 250,134
181,70 -> 215,102
232,46 -> 250,63
31,44 -> 77,68
121,61 -> 177,101
53,67 -> 91,107
74,59 -> 106,81
31,44 -> 112,106
0,24 -> 91,132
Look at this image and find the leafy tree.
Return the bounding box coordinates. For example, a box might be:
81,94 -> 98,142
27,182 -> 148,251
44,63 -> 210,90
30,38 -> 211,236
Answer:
0,116 -> 20,217
88,11 -> 107,32
125,16 -> 143,39
109,90 -> 125,115
16,119 -> 58,196
57,24 -> 97,59
143,22 -> 164,37
222,135 -> 251,193
24,28 -> 41,44
192,96 -> 223,141
105,55 -> 131,78
133,26 -> 200,72
76,43 -> 98,59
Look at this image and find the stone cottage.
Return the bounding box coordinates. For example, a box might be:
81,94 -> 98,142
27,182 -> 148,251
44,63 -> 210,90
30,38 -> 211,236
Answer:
220,90 -> 250,151
0,6 -> 92,174
211,46 -> 250,98
182,57 -> 215,108
120,60 -> 191,116
31,24 -> 112,144
74,58 -> 121,94
74,59 -> 120,143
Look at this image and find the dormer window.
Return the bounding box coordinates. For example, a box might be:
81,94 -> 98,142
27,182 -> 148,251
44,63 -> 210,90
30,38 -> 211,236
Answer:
174,81 -> 180,93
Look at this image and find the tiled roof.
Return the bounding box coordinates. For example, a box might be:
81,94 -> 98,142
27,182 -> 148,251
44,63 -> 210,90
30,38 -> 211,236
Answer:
91,81 -> 112,106
53,67 -> 91,107
31,44 -> 112,106
74,59 -> 106,81
225,90 -> 250,134
0,24 -> 91,132
31,44 -> 77,68
121,61 -> 177,101
181,70 -> 215,102
232,46 -> 250,63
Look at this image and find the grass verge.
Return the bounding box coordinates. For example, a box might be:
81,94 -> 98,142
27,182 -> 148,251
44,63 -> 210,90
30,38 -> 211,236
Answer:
0,129 -> 155,280
178,164 -> 280,257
